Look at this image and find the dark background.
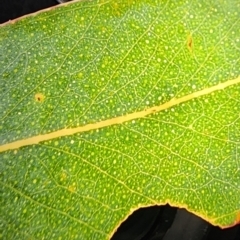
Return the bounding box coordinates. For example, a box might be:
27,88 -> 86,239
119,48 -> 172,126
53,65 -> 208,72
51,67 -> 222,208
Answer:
0,0 -> 58,24
1,0 -> 240,239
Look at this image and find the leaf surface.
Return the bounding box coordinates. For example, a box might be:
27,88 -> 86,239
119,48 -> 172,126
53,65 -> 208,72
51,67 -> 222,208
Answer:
0,0 -> 240,239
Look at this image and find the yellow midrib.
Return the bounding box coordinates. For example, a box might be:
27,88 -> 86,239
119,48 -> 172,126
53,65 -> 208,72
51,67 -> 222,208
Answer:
0,76 -> 239,153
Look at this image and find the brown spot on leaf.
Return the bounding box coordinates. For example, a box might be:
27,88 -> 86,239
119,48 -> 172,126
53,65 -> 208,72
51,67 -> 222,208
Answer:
187,33 -> 193,53
35,93 -> 45,102
235,211 -> 240,224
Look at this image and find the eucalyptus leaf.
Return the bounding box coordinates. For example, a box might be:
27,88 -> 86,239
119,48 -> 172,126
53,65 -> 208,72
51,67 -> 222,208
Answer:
0,0 -> 240,239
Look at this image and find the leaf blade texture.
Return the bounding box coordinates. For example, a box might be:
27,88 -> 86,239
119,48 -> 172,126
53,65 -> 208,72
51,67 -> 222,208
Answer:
0,0 -> 239,239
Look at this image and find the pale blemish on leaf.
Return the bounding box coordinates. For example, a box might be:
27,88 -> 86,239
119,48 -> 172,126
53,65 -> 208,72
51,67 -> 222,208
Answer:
60,171 -> 67,181
68,183 -> 77,193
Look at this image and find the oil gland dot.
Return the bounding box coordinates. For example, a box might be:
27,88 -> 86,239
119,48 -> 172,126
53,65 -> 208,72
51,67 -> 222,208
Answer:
35,93 -> 45,102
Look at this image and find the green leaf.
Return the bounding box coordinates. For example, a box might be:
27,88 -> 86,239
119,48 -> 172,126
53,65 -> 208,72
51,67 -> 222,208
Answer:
0,0 -> 240,239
